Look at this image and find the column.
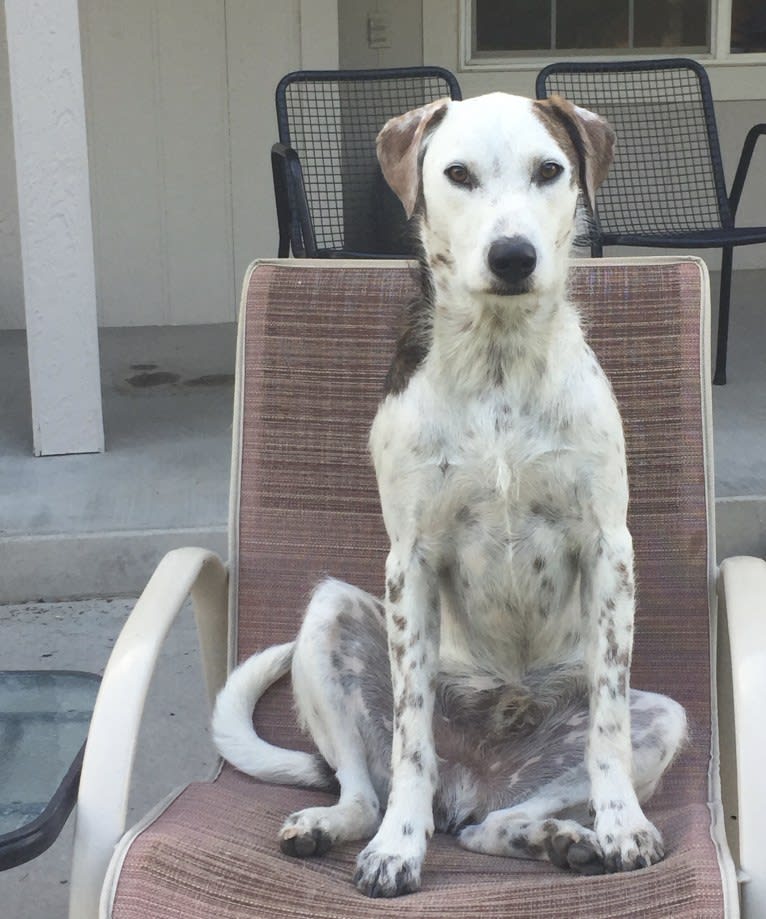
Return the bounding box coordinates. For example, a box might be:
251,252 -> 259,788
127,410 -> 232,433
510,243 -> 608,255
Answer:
5,0 -> 104,455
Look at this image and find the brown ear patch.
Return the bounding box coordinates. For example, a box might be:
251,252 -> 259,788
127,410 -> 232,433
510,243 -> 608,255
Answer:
533,96 -> 615,213
376,99 -> 450,218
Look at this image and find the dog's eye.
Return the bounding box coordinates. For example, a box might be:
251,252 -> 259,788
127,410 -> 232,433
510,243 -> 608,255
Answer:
537,161 -> 563,183
445,164 -> 471,186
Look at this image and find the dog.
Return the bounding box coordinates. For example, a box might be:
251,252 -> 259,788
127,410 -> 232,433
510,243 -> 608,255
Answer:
212,92 -> 687,898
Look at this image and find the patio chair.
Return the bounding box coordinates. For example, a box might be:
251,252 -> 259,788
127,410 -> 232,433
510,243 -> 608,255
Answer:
67,257 -> 765,918
271,67 -> 461,259
535,58 -> 766,385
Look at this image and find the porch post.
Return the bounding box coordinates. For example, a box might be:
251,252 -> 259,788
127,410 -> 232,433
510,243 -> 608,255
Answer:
4,0 -> 104,455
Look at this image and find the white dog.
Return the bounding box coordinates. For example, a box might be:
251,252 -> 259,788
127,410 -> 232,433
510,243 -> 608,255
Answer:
213,92 -> 687,898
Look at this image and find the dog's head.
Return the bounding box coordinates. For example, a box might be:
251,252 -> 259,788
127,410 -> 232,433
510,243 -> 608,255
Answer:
377,92 -> 614,303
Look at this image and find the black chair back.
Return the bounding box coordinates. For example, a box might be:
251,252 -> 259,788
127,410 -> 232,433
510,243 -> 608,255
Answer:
536,59 -> 731,241
274,67 -> 461,257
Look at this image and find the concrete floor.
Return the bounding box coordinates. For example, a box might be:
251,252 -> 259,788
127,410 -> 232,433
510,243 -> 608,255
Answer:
0,264 -> 765,917
0,324 -> 235,602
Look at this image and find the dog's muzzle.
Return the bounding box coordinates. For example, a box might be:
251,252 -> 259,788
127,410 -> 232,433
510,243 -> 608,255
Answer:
487,236 -> 537,291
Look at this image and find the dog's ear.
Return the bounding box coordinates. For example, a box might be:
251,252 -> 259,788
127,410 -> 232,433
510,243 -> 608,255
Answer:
376,99 -> 450,218
534,96 -> 615,214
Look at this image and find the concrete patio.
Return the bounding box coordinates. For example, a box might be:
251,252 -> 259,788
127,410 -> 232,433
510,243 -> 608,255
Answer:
0,264 -> 764,917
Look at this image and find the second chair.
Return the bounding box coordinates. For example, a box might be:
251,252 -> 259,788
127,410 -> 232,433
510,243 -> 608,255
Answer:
536,58 -> 766,384
271,66 -> 461,260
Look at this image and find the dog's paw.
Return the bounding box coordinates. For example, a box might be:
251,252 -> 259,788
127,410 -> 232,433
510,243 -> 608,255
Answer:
280,826 -> 333,858
459,814 -> 604,874
353,846 -> 422,898
544,822 -> 606,876
279,813 -> 333,858
597,815 -> 664,872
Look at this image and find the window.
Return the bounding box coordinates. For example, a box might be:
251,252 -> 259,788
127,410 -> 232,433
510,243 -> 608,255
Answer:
468,0 -> 766,62
731,0 -> 766,53
474,0 -> 708,56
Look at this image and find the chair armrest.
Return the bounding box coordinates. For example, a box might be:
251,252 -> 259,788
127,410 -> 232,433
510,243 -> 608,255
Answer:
68,547 -> 228,919
717,555 -> 766,918
271,142 -> 316,257
728,124 -> 766,220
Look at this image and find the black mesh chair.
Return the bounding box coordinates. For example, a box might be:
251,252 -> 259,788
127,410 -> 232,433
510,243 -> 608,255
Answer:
271,66 -> 461,261
536,58 -> 766,384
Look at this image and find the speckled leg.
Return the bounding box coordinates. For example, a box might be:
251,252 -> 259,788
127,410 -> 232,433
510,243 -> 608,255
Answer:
279,579 -> 391,857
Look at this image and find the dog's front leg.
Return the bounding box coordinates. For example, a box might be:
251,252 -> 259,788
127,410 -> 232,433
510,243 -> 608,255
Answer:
583,525 -> 664,871
353,548 -> 440,897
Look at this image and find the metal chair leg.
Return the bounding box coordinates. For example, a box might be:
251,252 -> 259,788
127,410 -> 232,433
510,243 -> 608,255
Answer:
713,246 -> 733,385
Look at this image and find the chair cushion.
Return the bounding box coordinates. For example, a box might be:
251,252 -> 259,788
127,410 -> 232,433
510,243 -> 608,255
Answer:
234,259 -> 715,760
109,766 -> 725,918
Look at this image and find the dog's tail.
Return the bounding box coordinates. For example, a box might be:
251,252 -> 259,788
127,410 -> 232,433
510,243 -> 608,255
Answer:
212,642 -> 335,789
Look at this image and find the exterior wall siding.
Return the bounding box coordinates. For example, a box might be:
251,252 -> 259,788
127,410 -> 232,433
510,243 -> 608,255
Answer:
0,0 -> 337,329
0,0 -> 762,329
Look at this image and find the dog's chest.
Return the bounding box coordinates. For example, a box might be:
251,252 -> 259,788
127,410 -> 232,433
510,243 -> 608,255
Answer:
449,403 -> 582,649
373,386 -> 593,671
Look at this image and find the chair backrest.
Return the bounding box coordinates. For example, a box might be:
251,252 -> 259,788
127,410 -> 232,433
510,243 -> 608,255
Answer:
275,68 -> 461,256
231,257 -> 715,816
536,59 -> 732,238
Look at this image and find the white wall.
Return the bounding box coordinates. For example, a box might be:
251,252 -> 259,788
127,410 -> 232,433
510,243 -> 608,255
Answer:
79,0 -> 336,327
0,0 -> 337,330
339,0 -> 423,69
0,5 -> 23,328
79,1 -> 233,326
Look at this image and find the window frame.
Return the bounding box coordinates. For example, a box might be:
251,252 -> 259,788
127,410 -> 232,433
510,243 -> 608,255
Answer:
461,0 -> 766,71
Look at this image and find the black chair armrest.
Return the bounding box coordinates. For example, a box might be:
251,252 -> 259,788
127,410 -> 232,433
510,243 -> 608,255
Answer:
270,142 -> 316,257
729,124 -> 766,220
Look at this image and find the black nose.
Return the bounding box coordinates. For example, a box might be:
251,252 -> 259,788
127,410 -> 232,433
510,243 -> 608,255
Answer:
487,236 -> 537,285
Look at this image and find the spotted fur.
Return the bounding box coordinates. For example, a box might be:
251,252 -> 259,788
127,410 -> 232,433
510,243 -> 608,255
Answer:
212,92 -> 687,899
